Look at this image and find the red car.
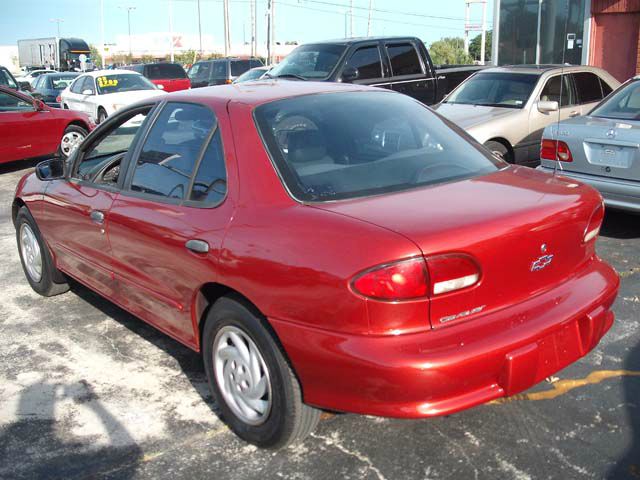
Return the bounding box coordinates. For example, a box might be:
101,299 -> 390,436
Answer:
12,82 -> 619,448
0,85 -> 92,164
125,62 -> 191,92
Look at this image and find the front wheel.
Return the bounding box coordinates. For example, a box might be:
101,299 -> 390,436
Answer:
97,108 -> 107,124
484,140 -> 512,163
16,206 -> 69,297
58,124 -> 88,159
203,297 -> 321,449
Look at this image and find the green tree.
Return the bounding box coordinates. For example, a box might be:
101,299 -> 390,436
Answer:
89,44 -> 103,68
469,30 -> 492,63
429,37 -> 474,66
140,54 -> 156,64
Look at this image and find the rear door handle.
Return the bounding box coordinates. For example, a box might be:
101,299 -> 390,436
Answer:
569,111 -> 580,117
185,239 -> 209,254
90,210 -> 105,224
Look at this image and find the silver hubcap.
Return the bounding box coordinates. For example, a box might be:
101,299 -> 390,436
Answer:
213,326 -> 272,425
20,223 -> 42,283
60,131 -> 85,157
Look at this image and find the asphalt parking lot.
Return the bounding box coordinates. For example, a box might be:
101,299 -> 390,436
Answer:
0,160 -> 639,480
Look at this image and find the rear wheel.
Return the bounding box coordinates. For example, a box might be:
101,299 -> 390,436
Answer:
58,124 -> 87,159
97,108 -> 107,124
15,207 -> 69,297
484,140 -> 512,163
203,297 -> 321,449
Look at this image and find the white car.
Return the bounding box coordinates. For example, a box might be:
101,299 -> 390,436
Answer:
60,70 -> 166,124
16,69 -> 57,87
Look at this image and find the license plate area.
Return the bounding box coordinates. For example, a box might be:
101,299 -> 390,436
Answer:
585,141 -> 636,168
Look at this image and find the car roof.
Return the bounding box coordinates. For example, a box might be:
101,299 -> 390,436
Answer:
81,69 -> 142,77
308,36 -> 421,45
479,64 -> 606,75
159,80 -> 385,107
40,72 -> 78,77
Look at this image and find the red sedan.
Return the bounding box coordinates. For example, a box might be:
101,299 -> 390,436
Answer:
12,82 -> 619,448
0,86 -> 93,164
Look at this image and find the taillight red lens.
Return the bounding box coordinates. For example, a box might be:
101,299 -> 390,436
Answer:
56,95 -> 61,103
584,202 -> 605,242
541,139 -> 573,162
426,254 -> 481,296
352,258 -> 428,300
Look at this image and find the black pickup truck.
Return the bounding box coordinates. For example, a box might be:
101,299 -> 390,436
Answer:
266,36 -> 484,105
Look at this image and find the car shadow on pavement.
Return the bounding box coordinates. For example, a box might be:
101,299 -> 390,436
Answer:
0,158 -> 41,175
0,380 -> 143,480
606,339 -> 640,479
600,209 -> 640,239
67,280 -> 219,415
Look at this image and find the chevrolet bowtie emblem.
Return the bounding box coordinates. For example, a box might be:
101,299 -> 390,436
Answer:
531,254 -> 554,272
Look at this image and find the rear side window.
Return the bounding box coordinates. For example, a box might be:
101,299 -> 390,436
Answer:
189,62 -> 211,80
70,76 -> 86,93
230,60 -> 252,77
600,79 -> 613,97
346,46 -> 382,80
386,43 -> 423,76
130,102 -> 216,200
189,129 -> 227,204
211,62 -> 228,78
145,63 -> 187,80
573,72 -> 604,104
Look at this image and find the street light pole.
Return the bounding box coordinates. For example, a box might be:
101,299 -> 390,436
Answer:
367,0 -> 373,37
50,18 -> 64,38
119,6 -> 136,60
197,0 -> 203,57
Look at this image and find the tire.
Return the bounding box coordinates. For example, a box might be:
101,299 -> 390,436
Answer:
97,108 -> 107,124
15,206 -> 69,297
58,124 -> 88,159
484,140 -> 513,163
202,296 -> 321,449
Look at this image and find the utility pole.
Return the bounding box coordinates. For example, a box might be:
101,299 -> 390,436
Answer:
50,18 -> 64,38
266,0 -> 273,64
169,0 -> 174,62
349,0 -> 353,37
197,0 -> 203,57
367,0 -> 373,37
464,0 -> 487,63
119,6 -> 136,60
223,0 -> 231,57
100,0 -> 105,67
250,0 -> 256,57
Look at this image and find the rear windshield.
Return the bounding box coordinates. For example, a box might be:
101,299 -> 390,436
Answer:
49,75 -> 77,90
268,44 -> 346,80
444,72 -> 539,109
255,91 -> 502,202
145,63 -> 187,80
590,80 -> 640,120
96,74 -> 156,94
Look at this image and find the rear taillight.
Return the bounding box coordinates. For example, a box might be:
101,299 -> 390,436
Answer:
351,257 -> 428,301
426,254 -> 481,295
56,95 -> 61,103
541,139 -> 573,162
584,203 -> 605,243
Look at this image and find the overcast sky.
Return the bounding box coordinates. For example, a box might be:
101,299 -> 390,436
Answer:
0,0 -> 494,47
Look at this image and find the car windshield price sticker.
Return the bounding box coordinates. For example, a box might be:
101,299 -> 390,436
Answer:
97,76 -> 118,88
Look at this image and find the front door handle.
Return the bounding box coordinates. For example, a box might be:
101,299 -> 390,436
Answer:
569,111 -> 580,117
185,239 -> 209,254
90,210 -> 105,224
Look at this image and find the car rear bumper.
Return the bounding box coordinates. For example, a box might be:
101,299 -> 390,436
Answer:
537,166 -> 640,213
271,256 -> 619,418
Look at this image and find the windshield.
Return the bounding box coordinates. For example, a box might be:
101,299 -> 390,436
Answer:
96,74 -> 156,94
590,81 -> 640,120
445,72 -> 539,109
0,69 -> 17,89
268,44 -> 346,80
255,91 -> 502,202
50,75 -> 77,90
235,68 -> 267,83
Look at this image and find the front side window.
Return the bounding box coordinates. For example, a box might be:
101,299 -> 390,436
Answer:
0,91 -> 33,112
130,102 -> 216,200
444,72 -> 539,109
230,60 -> 252,77
590,80 -> 640,120
96,74 -> 155,95
211,62 -> 227,79
573,72 -> 604,104
386,43 -> 423,77
255,91 -> 501,202
81,76 -> 96,95
539,75 -> 574,107
345,46 -> 382,80
268,44 -> 346,80
188,62 -> 211,80
70,76 -> 86,94
0,69 -> 18,89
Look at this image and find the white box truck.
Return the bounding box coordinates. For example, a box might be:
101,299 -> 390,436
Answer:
17,37 -> 92,71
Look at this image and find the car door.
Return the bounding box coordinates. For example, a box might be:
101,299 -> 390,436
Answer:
107,101 -> 235,348
527,73 -> 578,160
77,76 -> 97,119
572,71 -> 610,116
339,43 -> 387,88
64,75 -> 87,111
383,41 -> 435,105
36,105 -> 154,297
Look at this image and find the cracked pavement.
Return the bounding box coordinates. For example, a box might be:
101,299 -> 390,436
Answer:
0,160 -> 639,480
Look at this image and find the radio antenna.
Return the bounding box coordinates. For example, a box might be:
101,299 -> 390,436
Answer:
554,0 -> 571,176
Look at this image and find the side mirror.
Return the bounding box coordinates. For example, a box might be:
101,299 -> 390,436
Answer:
538,100 -> 559,114
33,99 -> 46,111
18,81 -> 32,92
35,158 -> 65,181
82,89 -> 94,96
341,66 -> 359,83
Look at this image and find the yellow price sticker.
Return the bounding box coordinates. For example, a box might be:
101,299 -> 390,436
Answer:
97,76 -> 118,88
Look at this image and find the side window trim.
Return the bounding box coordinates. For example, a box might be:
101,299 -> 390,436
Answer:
539,73 -> 575,108
572,71 -> 605,106
121,100 -> 226,209
341,43 -> 385,82
384,41 -> 425,79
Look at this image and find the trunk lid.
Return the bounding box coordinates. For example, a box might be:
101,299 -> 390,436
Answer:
312,166 -> 602,329
543,116 -> 640,182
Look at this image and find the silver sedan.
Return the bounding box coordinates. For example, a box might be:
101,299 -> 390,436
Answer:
434,65 -> 619,166
538,77 -> 640,213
